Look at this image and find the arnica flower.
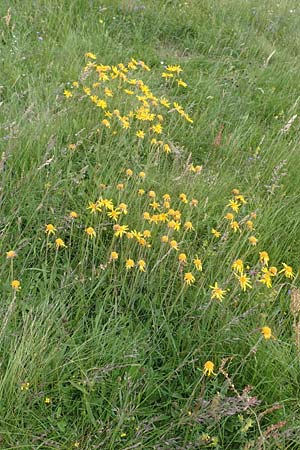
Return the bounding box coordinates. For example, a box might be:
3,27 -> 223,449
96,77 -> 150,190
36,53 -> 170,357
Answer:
227,199 -> 241,212
190,198 -> 198,207
6,250 -> 17,259
126,169 -> 133,177
143,230 -> 151,238
224,212 -> 234,221
259,269 -> 272,288
232,259 -> 244,274
230,221 -> 240,233
210,282 -> 226,301
279,263 -> 295,279
138,189 -> 145,196
111,251 -> 119,261
45,224 -> 57,236
126,259 -> 135,269
179,193 -> 188,204
55,238 -> 67,249
193,257 -> 202,271
246,220 -> 254,231
138,259 -> 146,272
163,194 -> 171,202
232,188 -> 240,195
107,208 -> 121,221
259,251 -> 269,266
63,90 -> 72,98
184,221 -> 194,231
178,253 -> 187,264
177,79 -> 187,88
211,228 -> 221,238
248,236 -> 258,246
261,326 -> 273,340
148,190 -> 156,198
87,202 -> 100,214
136,130 -> 145,139
170,240 -> 179,250
236,273 -> 252,291
161,235 -> 169,243
11,280 -> 21,291
69,211 -> 78,219
85,227 -> 96,239
117,183 -> 124,191
203,361 -> 216,377
139,171 -> 146,179
113,224 -> 129,237
269,266 -> 278,276
184,272 -> 195,286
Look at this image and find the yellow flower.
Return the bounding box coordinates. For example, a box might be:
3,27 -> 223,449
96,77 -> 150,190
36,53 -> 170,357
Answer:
179,193 -> 188,204
143,212 -> 150,220
138,259 -> 146,272
166,64 -> 183,74
44,397 -> 51,404
161,235 -> 169,243
101,119 -> 110,128
246,220 -> 254,230
232,259 -> 244,274
45,224 -> 57,236
99,198 -> 114,210
113,224 -> 129,238
72,81 -> 79,87
259,251 -> 269,266
177,79 -> 187,88
163,193 -> 171,201
235,194 -> 247,204
211,228 -> 221,238
143,230 -> 151,238
107,208 -> 121,222
138,189 -> 145,196
203,361 -> 216,376
227,199 -> 241,212
261,326 -> 273,340
85,227 -> 96,238
69,211 -> 78,219
55,238 -> 67,249
259,271 -> 272,288
119,203 -> 128,214
126,169 -> 133,177
170,240 -> 179,250
85,52 -> 96,59
148,190 -> 156,198
151,123 -> 163,134
190,198 -> 198,207
224,212 -> 234,221
163,143 -> 171,154
178,253 -> 187,264
20,382 -> 30,391
236,273 -> 252,291
139,171 -> 146,179
269,266 -> 278,276
126,259 -> 135,269
63,90 -> 73,98
6,250 -> 17,259
184,272 -> 195,286
210,282 -> 226,301
193,257 -> 202,272
87,202 -> 101,214
111,251 -> 119,261
230,221 -> 240,232
11,280 -> 21,291
232,188 -> 240,195
150,201 -> 160,210
248,236 -> 258,246
279,263 -> 295,279
136,130 -> 145,139
117,183 -> 124,190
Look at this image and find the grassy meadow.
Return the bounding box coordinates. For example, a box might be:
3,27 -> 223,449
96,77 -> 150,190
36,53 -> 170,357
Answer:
1,0 -> 300,448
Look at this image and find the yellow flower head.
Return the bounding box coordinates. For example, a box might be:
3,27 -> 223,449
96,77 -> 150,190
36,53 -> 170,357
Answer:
117,183 -> 124,191
69,211 -> 78,219
259,251 -> 269,266
248,236 -> 258,246
178,253 -> 187,264
224,212 -> 234,221
193,257 -> 202,272
55,238 -> 67,249
179,193 -> 188,204
110,251 -> 119,261
232,259 -> 244,274
170,240 -> 179,251
45,224 -> 57,236
11,279 -> 21,291
210,282 -> 226,301
236,273 -> 252,291
230,221 -> 240,233
20,382 -> 30,391
161,235 -> 169,243
85,227 -> 96,239
211,228 -> 221,238
113,224 -> 129,238
203,361 -> 216,377
44,397 -> 51,404
126,259 -> 135,269
139,171 -> 146,179
6,250 -> 17,259
148,190 -> 156,198
126,169 -> 133,177
261,326 -> 273,340
184,272 -> 195,286
138,259 -> 146,272
279,263 -> 295,279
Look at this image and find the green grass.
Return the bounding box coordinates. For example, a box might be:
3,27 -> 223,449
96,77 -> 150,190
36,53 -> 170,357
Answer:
1,0 -> 300,448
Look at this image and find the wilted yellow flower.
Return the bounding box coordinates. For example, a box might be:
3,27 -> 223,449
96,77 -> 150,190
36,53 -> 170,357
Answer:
279,263 -> 295,279
55,238 -> 67,249
178,253 -> 187,264
210,282 -> 226,301
261,326 -> 273,340
190,198 -> 198,207
203,361 -> 216,376
161,235 -> 169,243
184,272 -> 195,286
193,257 -> 202,272
246,220 -> 254,230
117,183 -> 124,191
170,240 -> 179,250
211,228 -> 221,238
126,259 -> 135,269
126,169 -> 133,177
11,280 -> 21,291
248,236 -> 258,246
85,227 -> 96,238
45,224 -> 57,236
101,119 -> 110,128
259,251 -> 269,266
119,203 -> 128,214
138,259 -> 146,272
232,259 -> 244,274
6,250 -> 17,259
